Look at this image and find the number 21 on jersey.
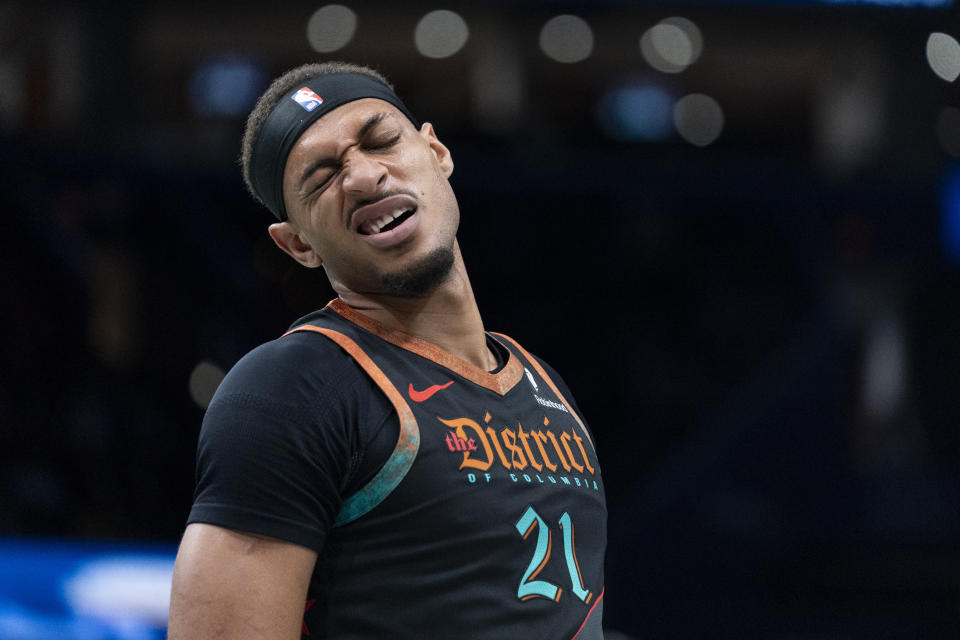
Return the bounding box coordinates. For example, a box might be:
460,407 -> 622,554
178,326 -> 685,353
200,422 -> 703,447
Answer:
514,506 -> 593,604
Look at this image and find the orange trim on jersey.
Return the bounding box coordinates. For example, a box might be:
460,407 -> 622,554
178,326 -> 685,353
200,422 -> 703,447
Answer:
572,528 -> 585,587
327,299 -> 523,396
569,588 -> 604,640
565,519 -> 587,595
521,528 -> 557,602
282,325 -> 420,526
491,332 -> 595,450
532,529 -> 552,580
522,521 -> 536,540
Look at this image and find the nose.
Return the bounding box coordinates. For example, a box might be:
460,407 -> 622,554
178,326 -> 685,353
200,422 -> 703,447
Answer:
341,149 -> 387,196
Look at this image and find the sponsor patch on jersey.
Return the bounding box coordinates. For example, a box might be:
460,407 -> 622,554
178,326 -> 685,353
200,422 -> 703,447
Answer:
523,367 -> 568,413
292,87 -> 323,111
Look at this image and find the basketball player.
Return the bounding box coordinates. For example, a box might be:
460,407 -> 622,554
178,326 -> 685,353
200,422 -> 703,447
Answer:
168,61 -> 607,640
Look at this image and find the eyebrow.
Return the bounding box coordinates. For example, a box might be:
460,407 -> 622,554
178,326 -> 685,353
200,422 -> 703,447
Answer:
297,112 -> 389,192
358,112 -> 388,138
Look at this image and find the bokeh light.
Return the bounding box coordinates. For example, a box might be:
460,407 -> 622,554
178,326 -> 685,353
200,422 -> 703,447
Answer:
641,17 -> 703,74
926,32 -> 960,82
306,5 -> 358,53
188,360 -> 225,409
64,557 -> 174,626
664,17 -> 703,63
597,82 -> 673,142
6,6 -> 960,639
539,15 -> 594,64
414,9 -> 469,59
307,4 -> 357,53
673,93 -> 724,146
187,57 -> 267,118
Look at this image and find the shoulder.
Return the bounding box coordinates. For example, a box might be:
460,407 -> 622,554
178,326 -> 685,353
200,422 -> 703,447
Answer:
193,330 -> 378,510
210,328 -> 366,411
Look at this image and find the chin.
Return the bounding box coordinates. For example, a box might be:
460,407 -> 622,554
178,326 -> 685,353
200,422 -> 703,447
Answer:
379,245 -> 455,298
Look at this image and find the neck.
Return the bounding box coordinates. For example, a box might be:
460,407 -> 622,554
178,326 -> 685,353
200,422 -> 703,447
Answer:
332,244 -> 496,370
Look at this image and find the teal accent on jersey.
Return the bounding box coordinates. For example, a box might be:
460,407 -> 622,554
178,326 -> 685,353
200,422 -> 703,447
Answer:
559,512 -> 592,603
516,506 -> 562,601
283,325 -> 422,527
291,301 -> 606,640
333,430 -> 419,526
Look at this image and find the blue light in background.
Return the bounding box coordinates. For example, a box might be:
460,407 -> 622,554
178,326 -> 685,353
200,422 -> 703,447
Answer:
0,538 -> 176,640
596,81 -> 674,142
941,166 -> 960,265
188,56 -> 268,118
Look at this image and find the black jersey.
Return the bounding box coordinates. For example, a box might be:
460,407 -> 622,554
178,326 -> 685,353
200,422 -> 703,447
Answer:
189,300 -> 606,639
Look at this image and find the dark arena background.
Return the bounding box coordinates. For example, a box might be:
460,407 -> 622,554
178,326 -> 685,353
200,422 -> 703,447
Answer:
2,1 -> 959,638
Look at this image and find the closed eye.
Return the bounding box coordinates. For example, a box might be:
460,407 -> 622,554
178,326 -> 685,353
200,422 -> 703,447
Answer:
306,135 -> 397,196
366,133 -> 401,151
302,167 -> 339,199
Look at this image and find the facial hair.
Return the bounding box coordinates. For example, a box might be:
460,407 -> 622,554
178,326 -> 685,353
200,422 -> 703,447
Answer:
379,245 -> 455,298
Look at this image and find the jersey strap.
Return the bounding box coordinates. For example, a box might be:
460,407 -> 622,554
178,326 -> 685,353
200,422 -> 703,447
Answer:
282,325 -> 420,526
491,332 -> 595,451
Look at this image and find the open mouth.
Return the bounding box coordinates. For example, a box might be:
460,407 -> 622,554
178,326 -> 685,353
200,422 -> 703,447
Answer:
358,207 -> 416,235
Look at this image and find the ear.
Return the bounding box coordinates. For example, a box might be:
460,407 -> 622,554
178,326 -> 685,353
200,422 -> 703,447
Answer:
268,222 -> 323,268
419,122 -> 454,178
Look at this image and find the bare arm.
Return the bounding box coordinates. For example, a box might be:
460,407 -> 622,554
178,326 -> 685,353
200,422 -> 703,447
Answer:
168,523 -> 318,640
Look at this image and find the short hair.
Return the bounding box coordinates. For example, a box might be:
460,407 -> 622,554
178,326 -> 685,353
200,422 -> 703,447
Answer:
240,61 -> 395,208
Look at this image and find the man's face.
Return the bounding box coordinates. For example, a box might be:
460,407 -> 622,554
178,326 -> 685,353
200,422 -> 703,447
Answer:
279,98 -> 459,298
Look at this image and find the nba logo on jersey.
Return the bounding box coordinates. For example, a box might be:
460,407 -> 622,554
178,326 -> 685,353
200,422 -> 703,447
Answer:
292,87 -> 323,111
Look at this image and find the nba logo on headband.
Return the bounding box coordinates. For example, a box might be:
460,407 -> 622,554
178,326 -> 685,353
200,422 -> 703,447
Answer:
292,87 -> 323,112
251,72 -> 419,221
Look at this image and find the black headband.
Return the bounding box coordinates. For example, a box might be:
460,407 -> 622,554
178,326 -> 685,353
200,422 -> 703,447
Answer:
249,72 -> 419,221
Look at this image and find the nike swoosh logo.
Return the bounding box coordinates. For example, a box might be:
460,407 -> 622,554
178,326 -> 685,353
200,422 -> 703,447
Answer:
408,380 -> 454,402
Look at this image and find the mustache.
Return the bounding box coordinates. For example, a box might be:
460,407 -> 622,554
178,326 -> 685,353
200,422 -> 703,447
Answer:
347,190 -> 418,224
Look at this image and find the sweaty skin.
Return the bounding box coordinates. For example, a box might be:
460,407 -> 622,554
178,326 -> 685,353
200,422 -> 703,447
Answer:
268,98 -> 496,371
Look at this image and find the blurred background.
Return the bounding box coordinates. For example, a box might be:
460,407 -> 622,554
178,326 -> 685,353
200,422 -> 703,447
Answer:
1,0 -> 959,637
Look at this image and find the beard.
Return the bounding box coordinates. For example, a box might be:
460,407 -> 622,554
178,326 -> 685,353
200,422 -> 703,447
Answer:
379,245 -> 455,298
